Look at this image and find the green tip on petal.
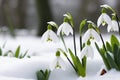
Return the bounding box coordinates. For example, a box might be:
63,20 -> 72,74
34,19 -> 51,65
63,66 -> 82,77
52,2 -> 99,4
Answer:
87,40 -> 91,45
47,25 -> 52,30
56,51 -> 60,57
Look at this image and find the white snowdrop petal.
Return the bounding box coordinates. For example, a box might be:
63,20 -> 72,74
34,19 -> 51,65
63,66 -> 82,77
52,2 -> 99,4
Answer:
88,46 -> 94,59
82,29 -> 91,43
50,57 -> 66,71
50,57 -> 57,70
41,30 -> 58,43
41,30 -> 49,42
91,29 -> 100,42
57,22 -> 73,36
107,25 -> 112,32
57,25 -> 63,35
81,45 -> 94,59
103,13 -> 111,25
62,22 -> 73,36
49,30 -> 59,42
62,25 -> 70,36
97,14 -> 103,27
81,46 -> 88,59
58,57 -> 66,70
69,27 -> 73,35
112,20 -> 119,32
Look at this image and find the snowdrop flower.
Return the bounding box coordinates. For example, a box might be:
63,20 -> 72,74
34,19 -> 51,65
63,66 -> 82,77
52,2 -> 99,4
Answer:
82,29 -> 100,43
57,22 -> 73,36
107,20 -> 119,32
107,15 -> 119,32
50,51 -> 66,70
41,26 -> 59,43
81,45 -> 94,59
97,13 -> 111,27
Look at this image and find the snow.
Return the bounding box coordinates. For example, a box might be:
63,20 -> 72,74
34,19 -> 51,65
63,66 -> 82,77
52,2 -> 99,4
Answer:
0,35 -> 119,80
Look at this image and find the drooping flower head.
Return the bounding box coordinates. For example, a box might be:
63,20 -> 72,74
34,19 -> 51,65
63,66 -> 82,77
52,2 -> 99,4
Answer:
41,25 -> 59,43
81,45 -> 94,59
50,51 -> 66,70
82,23 -> 100,43
99,5 -> 119,32
107,14 -> 119,32
97,8 -> 111,27
57,13 -> 73,36
57,22 -> 73,36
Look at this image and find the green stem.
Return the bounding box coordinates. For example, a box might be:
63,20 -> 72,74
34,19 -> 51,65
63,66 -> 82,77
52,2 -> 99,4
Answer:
100,33 -> 107,52
66,56 -> 77,72
58,48 -> 77,72
80,35 -> 82,51
73,27 -> 77,56
60,32 -> 68,52
115,14 -> 120,36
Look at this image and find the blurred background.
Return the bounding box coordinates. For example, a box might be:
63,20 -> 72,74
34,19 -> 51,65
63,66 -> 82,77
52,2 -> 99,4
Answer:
0,0 -> 119,37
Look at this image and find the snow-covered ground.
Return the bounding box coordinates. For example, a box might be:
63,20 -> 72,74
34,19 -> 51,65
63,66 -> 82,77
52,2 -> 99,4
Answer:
0,34 -> 120,80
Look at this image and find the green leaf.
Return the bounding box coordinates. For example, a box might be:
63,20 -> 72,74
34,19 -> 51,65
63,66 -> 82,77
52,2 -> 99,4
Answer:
95,42 -> 111,70
36,70 -> 45,80
68,48 -> 86,77
45,69 -> 51,80
95,43 -> 105,57
36,69 -> 51,80
68,48 -> 77,67
111,35 -> 119,48
113,44 -> 119,64
21,50 -> 28,58
106,52 -> 119,70
76,56 -> 86,77
79,19 -> 87,34
114,45 -> 120,69
106,41 -> 112,53
117,47 -> 120,69
15,46 -> 20,58
82,57 -> 87,70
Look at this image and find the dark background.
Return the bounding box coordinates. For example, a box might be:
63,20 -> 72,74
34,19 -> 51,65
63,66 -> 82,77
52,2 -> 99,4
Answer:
0,0 -> 119,36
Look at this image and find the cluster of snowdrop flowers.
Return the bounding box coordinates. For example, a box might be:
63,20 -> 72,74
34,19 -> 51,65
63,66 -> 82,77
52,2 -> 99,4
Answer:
41,13 -> 74,71
41,13 -> 101,77
97,4 -> 119,32
40,4 -> 120,78
81,21 -> 101,59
